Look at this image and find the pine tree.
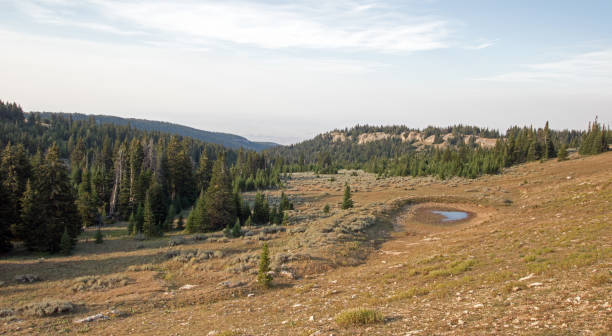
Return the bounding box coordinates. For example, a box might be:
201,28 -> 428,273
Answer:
233,191 -> 243,223
77,169 -> 98,227
557,144 -> 569,161
323,204 -> 330,214
244,216 -> 252,227
252,192 -> 269,224
342,184 -> 354,210
223,223 -> 232,237
166,204 -> 176,230
270,206 -> 278,225
203,154 -> 236,231
196,149 -> 212,193
257,243 -> 272,288
60,227 -> 73,255
232,218 -> 242,237
134,205 -> 144,234
1,143 -> 31,233
279,191 -> 293,211
241,200 -> 251,223
543,121 -> 556,159
176,214 -> 184,231
142,192 -> 159,238
94,227 -> 104,244
0,173 -> 13,252
148,182 -> 167,233
127,212 -> 136,235
21,144 -> 81,252
186,190 -> 207,233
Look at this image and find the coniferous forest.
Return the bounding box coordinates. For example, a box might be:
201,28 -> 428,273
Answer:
0,101 -> 285,253
0,99 -> 609,254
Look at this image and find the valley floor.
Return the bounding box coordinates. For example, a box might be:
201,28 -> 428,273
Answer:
1,152 -> 611,335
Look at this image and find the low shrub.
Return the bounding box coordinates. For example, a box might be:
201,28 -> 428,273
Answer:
335,308 -> 383,326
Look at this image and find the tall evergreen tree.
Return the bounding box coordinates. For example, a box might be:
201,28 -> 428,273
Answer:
142,192 -> 159,238
257,243 -> 272,288
342,184 -> 354,210
17,144 -> 81,252
557,144 -> 569,161
77,169 -> 98,227
252,192 -> 270,224
1,143 -> 31,231
203,154 -> 236,231
196,149 -> 213,193
0,170 -> 13,252
186,190 -> 207,233
543,121 -> 556,159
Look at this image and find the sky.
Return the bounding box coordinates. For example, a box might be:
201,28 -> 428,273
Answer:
0,0 -> 611,144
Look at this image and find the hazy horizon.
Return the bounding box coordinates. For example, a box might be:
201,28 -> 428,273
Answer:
1,1 -> 611,144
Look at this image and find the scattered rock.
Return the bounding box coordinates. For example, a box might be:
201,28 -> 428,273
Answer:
192,234 -> 207,241
179,284 -> 197,290
168,238 -> 185,246
74,313 -> 108,324
0,309 -> 14,318
71,276 -> 130,292
280,270 -> 296,279
473,303 -> 484,309
14,274 -> 40,283
19,300 -> 74,317
528,282 -> 543,288
519,273 -> 535,281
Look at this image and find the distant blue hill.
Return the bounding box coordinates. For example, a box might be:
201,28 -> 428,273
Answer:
34,112 -> 278,151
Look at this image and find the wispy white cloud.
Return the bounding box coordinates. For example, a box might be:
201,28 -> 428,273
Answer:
476,49 -> 612,85
465,39 -> 498,50
12,0 -> 453,53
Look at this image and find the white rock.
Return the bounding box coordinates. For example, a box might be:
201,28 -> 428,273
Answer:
473,303 -> 484,308
528,282 -> 543,288
180,284 -> 197,290
74,313 -> 108,324
519,273 -> 535,281
309,315 -> 314,322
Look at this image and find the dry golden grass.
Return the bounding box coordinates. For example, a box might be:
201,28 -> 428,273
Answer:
1,152 -> 611,335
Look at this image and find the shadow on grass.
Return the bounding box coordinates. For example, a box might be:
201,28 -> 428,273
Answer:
0,250 -> 166,284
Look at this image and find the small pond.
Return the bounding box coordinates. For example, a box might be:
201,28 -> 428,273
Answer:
431,210 -> 469,222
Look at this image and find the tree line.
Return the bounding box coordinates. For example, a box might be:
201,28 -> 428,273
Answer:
0,100 -> 290,253
267,120 -> 609,179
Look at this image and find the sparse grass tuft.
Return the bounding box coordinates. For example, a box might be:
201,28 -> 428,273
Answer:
429,259 -> 476,277
388,287 -> 430,302
589,273 -> 611,286
335,308 -> 384,326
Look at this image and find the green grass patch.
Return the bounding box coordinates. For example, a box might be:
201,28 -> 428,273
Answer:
387,287 -> 430,302
429,259 -> 476,277
335,308 -> 384,326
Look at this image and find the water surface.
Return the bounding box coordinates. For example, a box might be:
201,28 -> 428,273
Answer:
431,210 -> 469,222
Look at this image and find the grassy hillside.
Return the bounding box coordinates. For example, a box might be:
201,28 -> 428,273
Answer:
1,151 -> 610,335
32,112 -> 278,151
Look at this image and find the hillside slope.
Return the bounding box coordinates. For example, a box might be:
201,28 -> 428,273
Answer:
33,112 -> 278,151
268,124 -> 503,165
1,152 -> 610,335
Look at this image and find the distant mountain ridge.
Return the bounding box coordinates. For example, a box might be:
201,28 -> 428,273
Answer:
33,112 -> 278,151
